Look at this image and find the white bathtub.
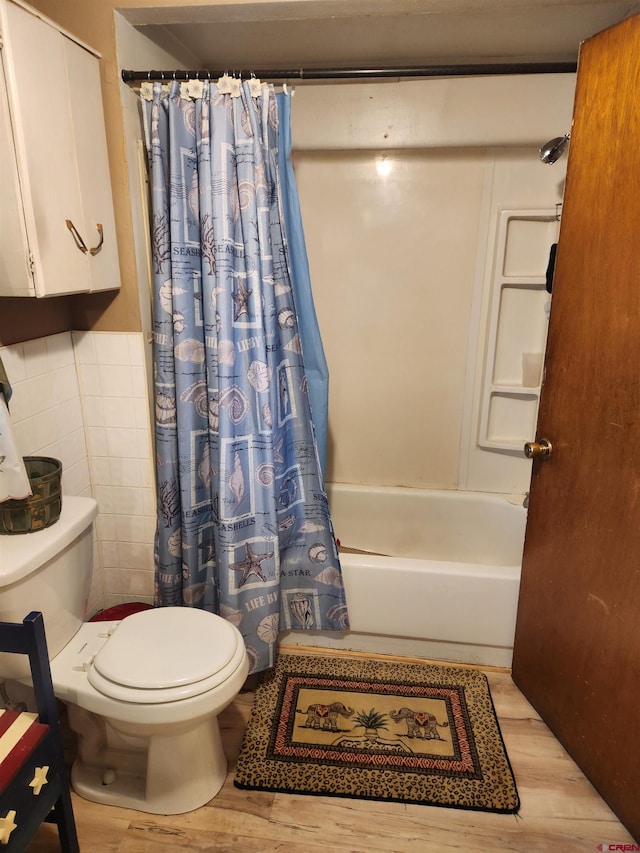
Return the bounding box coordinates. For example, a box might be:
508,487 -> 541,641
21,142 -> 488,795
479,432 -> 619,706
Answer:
281,484 -> 527,668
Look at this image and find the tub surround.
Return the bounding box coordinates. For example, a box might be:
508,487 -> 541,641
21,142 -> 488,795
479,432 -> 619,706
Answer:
298,145 -> 568,496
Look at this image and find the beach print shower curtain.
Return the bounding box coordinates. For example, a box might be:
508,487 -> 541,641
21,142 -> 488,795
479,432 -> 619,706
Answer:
141,80 -> 348,673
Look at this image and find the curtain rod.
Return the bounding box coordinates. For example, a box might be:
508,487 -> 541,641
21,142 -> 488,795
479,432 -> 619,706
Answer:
121,61 -> 576,84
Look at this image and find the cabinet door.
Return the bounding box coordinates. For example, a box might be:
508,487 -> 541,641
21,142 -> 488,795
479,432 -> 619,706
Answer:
63,34 -> 120,293
4,0 -> 89,296
0,50 -> 33,295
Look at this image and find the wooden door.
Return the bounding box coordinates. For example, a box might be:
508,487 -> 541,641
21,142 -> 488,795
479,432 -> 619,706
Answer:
512,14 -> 640,843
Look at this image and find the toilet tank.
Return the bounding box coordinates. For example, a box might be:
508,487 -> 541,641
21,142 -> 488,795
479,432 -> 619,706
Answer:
0,495 -> 98,679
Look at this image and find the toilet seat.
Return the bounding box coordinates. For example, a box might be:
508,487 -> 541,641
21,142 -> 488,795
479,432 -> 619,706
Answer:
87,607 -> 244,704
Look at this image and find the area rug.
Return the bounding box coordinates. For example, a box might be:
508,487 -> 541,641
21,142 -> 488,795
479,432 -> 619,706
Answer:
234,653 -> 520,813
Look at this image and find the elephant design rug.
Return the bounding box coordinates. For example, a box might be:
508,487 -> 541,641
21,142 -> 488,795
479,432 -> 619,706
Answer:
234,653 -> 519,813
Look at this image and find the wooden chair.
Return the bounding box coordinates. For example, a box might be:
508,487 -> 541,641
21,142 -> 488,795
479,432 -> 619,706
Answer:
0,611 -> 79,851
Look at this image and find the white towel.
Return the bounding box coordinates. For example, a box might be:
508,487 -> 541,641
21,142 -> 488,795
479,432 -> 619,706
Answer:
0,396 -> 31,502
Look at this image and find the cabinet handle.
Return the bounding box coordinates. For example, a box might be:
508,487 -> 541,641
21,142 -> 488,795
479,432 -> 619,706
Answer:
88,224 -> 104,256
65,222 -> 103,256
65,219 -> 88,253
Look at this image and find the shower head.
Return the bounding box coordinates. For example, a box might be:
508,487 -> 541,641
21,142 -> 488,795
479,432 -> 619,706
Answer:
539,133 -> 571,165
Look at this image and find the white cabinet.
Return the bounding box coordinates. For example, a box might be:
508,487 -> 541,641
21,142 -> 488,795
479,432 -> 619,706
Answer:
0,0 -> 120,297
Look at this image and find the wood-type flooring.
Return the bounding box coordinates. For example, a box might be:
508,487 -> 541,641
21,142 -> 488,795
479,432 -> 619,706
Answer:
27,648 -> 636,852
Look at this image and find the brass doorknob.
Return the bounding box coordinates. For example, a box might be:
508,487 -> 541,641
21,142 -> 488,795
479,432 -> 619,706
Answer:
524,438 -> 552,460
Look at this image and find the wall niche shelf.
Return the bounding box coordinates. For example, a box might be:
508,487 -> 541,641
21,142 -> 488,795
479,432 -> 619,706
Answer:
479,208 -> 559,452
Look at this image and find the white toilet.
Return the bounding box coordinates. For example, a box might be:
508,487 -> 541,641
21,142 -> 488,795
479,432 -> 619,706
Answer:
0,495 -> 249,814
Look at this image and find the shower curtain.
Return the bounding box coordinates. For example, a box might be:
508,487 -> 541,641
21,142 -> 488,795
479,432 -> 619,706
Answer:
141,80 -> 348,673
276,92 -> 330,476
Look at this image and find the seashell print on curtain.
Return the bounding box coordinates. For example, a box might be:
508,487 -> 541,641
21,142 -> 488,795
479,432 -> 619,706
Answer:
141,80 -> 348,673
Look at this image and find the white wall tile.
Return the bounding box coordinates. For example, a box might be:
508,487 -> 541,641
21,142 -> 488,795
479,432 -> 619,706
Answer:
0,343 -> 27,383
58,398 -> 84,432
90,456 -> 111,486
106,427 -> 139,459
109,456 -> 140,487
94,332 -> 133,367
94,485 -> 114,515
78,364 -> 102,395
82,397 -> 105,427
133,398 -> 151,430
71,331 -> 97,365
142,487 -> 155,517
97,513 -> 117,541
22,338 -> 49,378
120,569 -> 154,596
103,567 -> 123,592
127,334 -> 145,366
87,535 -> 105,616
100,541 -> 120,568
136,427 -> 153,460
100,364 -> 134,398
51,365 -> 80,403
13,417 -> 37,457
131,369 -> 148,398
48,429 -> 82,466
111,485 -> 145,516
27,373 -> 56,412
63,459 -> 91,496
140,458 -> 155,488
86,426 -> 108,458
117,541 -> 154,571
103,396 -> 136,429
46,333 -> 76,369
143,516 -> 156,541
113,513 -> 150,544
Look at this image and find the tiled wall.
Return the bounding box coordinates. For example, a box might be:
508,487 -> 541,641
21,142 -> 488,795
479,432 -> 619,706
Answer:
0,331 -> 156,616
1,333 -> 90,495
72,332 -> 156,611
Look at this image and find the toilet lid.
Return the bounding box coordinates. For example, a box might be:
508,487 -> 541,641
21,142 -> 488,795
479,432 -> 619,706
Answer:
89,607 -> 243,701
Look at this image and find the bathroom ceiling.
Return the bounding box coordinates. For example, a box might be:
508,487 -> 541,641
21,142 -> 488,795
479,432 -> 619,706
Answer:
120,0 -> 640,74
